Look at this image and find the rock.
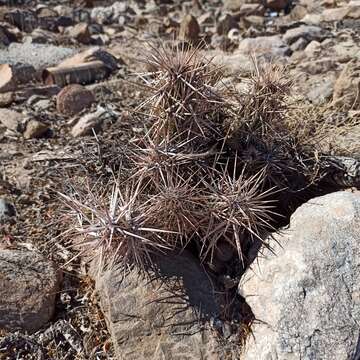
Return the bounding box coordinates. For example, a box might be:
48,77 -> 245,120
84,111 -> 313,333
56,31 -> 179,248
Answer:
322,7 -> 349,22
238,35 -> 290,57
298,58 -> 336,75
283,25 -> 328,45
0,109 -> 22,132
347,2 -> 360,19
58,47 -> 118,72
239,3 -> 266,16
333,60 -> 360,109
56,84 -> 95,116
306,75 -> 336,104
179,14 -> 200,43
304,40 -> 322,57
240,191 -> 360,360
65,23 -> 91,44
289,4 -> 308,21
0,24 -> 16,47
0,249 -> 62,333
4,9 -> 38,33
224,0 -> 257,12
217,14 -> 238,35
0,92 -> 15,107
0,63 -> 36,93
301,13 -> 322,25
265,0 -> 291,12
71,106 -> 110,137
23,119 -> 49,139
290,37 -> 308,51
241,15 -> 264,28
0,198 -> 16,221
93,251 -> 222,359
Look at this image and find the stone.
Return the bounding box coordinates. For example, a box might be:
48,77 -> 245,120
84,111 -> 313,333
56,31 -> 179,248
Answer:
289,4 -> 308,21
23,119 -> 49,139
283,25 -> 328,45
179,14 -> 200,43
238,35 -> 290,57
216,14 -> 238,35
71,107 -> 109,137
241,15 -> 264,28
0,198 -> 16,221
239,3 -> 266,16
347,3 -> 360,19
58,47 -> 118,72
301,13 -> 322,25
290,37 -> 308,51
4,9 -> 38,33
0,109 -> 22,132
65,23 -> 91,44
56,84 -> 95,116
304,40 -> 322,57
240,191 -> 360,360
297,58 -> 336,75
224,0 -> 257,12
322,7 -> 349,22
333,60 -> 360,109
306,75 -> 336,105
0,63 -> 36,93
0,249 -> 62,333
93,251 -> 222,359
0,92 -> 14,107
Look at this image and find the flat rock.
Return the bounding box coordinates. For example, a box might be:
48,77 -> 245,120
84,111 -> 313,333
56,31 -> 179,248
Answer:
0,250 -> 62,333
283,25 -> 329,45
0,108 -> 22,132
93,251 -> 222,359
240,191 -> 360,360
238,35 -> 290,57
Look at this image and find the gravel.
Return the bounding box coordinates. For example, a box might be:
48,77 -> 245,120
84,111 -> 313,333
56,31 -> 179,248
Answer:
0,43 -> 78,69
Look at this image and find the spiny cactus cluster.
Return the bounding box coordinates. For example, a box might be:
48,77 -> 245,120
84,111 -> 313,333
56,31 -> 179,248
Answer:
61,43 -> 325,273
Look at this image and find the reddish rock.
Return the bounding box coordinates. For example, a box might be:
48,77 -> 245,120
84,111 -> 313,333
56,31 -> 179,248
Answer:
56,84 -> 95,116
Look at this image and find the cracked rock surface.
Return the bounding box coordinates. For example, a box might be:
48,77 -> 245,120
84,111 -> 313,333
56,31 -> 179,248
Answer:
239,191 -> 360,360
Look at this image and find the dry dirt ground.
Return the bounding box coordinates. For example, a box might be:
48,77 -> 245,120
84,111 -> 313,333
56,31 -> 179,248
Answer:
0,0 -> 360,359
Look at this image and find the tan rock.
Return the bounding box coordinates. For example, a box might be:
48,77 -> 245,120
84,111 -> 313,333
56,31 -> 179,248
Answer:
333,60 -> 360,109
0,109 -> 22,132
65,22 -> 91,44
24,119 -> 49,139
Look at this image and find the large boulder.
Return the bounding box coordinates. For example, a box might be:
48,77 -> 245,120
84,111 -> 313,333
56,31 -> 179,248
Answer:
240,191 -> 360,360
0,250 -> 62,333
93,251 -> 222,359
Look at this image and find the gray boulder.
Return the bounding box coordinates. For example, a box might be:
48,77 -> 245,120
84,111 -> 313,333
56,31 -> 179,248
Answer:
93,251 -> 222,360
240,191 -> 360,360
0,250 -> 62,333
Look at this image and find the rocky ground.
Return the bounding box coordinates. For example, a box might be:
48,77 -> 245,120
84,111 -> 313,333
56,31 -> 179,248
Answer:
0,0 -> 360,359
